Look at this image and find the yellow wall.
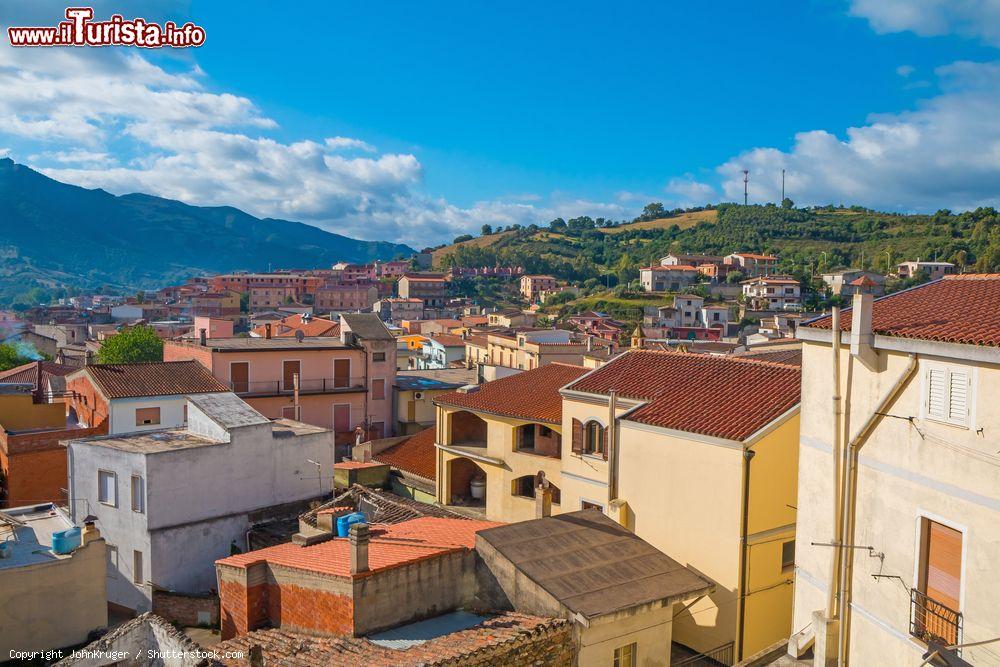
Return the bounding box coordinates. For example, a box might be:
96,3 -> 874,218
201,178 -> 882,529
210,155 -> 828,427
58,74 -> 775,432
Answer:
578,605 -> 676,667
0,538 -> 107,656
0,394 -> 66,432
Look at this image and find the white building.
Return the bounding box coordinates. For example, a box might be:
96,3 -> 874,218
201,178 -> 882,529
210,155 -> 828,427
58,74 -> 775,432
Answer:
897,260 -> 955,281
640,265 -> 700,292
789,275 -> 1000,665
66,393 -> 336,613
742,276 -> 802,311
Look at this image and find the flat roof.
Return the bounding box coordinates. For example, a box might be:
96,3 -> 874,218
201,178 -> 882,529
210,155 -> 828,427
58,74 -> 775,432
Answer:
0,503 -> 75,570
395,368 -> 478,391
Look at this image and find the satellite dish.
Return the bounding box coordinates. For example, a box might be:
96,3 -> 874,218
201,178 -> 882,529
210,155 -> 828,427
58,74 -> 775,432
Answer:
295,330 -> 305,343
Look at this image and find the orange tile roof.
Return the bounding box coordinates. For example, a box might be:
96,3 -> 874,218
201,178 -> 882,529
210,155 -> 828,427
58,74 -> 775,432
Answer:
334,460 -> 387,470
430,333 -> 467,347
216,613 -> 566,667
0,360 -> 75,389
374,427 -> 436,480
642,265 -> 699,271
73,361 -> 230,400
565,350 -> 800,441
252,314 -> 339,338
435,363 -> 589,424
731,253 -> 777,260
803,274 -> 1000,346
216,517 -> 499,578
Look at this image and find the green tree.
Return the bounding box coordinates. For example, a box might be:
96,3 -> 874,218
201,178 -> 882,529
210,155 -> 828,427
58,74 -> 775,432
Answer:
97,325 -> 163,364
135,290 -> 145,304
453,234 -> 474,243
0,343 -> 33,371
640,202 -> 666,221
781,198 -> 794,210
481,224 -> 493,236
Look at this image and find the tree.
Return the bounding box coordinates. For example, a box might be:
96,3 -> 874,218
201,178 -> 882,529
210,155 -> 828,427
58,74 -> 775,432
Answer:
481,224 -> 493,236
97,325 -> 163,364
135,290 -> 145,304
781,198 -> 794,210
640,202 -> 666,221
0,343 -> 33,371
726,270 -> 745,284
452,234 -> 474,244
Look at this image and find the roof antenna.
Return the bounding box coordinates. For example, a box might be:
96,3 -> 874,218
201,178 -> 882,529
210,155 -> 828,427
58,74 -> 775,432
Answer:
743,170 -> 750,206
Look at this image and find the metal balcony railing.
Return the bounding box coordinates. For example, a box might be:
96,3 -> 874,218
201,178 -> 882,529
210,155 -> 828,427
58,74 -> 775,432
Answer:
911,588 -> 962,649
229,377 -> 367,396
671,641 -> 734,666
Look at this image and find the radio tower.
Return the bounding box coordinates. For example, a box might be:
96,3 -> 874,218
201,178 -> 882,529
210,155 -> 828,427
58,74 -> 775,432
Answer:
742,170 -> 749,205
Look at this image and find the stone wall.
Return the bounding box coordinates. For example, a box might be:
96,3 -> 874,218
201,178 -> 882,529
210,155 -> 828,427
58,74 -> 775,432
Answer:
432,620 -> 573,666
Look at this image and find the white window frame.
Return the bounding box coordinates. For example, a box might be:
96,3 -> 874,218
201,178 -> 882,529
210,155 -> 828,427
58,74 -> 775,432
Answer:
921,363 -> 974,428
130,474 -> 144,514
98,469 -> 117,507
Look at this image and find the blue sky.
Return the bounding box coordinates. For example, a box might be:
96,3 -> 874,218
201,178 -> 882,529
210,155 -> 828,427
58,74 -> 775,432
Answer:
1,1 -> 998,246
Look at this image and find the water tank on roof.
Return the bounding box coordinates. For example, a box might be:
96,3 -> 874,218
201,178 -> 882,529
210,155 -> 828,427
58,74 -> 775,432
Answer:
51,526 -> 81,554
336,512 -> 366,538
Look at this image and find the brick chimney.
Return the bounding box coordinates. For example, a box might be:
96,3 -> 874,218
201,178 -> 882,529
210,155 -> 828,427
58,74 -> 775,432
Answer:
199,328 -> 207,346
81,517 -> 101,546
264,322 -> 272,339
350,523 -> 370,574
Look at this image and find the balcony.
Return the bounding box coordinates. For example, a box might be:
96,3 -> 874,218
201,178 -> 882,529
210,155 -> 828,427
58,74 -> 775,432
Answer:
910,588 -> 962,648
229,377 -> 367,397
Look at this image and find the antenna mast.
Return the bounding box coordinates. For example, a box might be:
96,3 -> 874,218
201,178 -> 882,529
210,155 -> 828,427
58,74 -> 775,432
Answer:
781,169 -> 786,202
742,170 -> 749,206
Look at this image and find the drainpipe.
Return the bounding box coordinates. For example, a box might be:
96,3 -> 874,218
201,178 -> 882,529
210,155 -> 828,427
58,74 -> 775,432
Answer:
607,390 -> 618,503
735,447 -> 756,662
826,307 -> 844,620
293,372 -> 300,421
837,353 -> 918,664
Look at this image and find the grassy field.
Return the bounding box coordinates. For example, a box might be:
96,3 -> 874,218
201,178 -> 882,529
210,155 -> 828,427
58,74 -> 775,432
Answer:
430,229 -> 518,265
599,209 -> 717,234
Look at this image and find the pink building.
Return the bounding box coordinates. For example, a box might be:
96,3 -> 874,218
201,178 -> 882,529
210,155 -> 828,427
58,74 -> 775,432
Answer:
377,260 -> 410,278
314,283 -> 379,312
164,314 -> 397,442
193,316 -> 234,339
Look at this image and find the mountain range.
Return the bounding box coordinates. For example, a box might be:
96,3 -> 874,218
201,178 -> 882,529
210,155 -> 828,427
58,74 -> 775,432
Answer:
0,159 -> 414,305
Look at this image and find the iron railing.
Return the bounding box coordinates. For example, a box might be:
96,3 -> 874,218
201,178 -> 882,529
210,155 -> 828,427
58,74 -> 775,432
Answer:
911,588 -> 962,649
671,642 -> 734,666
229,377 -> 367,396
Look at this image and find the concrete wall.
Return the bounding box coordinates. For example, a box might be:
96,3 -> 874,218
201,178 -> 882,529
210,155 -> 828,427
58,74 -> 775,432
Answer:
107,395 -> 202,435
578,606 -> 675,667
0,537 -> 108,657
792,340 -> 1000,665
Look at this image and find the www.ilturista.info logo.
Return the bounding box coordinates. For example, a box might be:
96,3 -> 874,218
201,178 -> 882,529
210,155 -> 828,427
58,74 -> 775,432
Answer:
7,7 -> 205,48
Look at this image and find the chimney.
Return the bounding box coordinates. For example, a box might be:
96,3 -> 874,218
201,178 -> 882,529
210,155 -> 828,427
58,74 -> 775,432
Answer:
84,350 -> 93,366
81,517 -> 101,546
264,323 -> 272,339
535,480 -> 552,519
198,328 -> 207,346
850,291 -> 877,366
350,522 -> 370,574
586,335 -> 594,352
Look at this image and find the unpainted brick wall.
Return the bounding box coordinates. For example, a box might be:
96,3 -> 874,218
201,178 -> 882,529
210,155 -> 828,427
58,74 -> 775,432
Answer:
152,590 -> 219,627
0,424 -> 104,507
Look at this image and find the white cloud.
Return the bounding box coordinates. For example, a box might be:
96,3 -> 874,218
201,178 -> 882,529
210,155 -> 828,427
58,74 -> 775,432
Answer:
896,64 -> 916,77
716,60 -> 1000,212
664,177 -> 717,207
325,137 -> 376,153
849,0 -> 1000,47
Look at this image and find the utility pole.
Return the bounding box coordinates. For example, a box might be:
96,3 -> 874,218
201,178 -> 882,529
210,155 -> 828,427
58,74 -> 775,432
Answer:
742,170 -> 749,206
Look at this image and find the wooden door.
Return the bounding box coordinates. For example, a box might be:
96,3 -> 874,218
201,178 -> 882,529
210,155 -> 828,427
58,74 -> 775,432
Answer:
333,359 -> 350,388
230,362 -> 249,393
282,360 -> 300,391
333,404 -> 351,433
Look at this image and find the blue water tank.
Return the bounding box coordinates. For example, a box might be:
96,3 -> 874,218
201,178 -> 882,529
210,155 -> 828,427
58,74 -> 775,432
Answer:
51,526 -> 81,554
336,512 -> 366,538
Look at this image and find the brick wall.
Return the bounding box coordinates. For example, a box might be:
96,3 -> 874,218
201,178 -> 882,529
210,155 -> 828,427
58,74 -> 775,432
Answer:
152,590 -> 219,627
431,621 -> 573,666
66,375 -> 109,429
0,423 -> 105,507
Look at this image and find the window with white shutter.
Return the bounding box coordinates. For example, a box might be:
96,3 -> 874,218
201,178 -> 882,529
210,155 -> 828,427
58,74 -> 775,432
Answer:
925,366 -> 971,427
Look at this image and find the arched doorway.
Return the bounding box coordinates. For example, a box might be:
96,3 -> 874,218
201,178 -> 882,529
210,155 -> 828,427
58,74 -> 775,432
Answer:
448,457 -> 487,506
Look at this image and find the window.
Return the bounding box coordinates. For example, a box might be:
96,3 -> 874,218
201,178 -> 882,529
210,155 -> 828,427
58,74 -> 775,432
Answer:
913,518 -> 963,646
135,407 -> 160,426
130,475 -> 144,513
926,366 -> 971,427
614,643 -> 636,667
584,421 -> 605,456
581,500 -> 603,511
781,540 -> 795,573
98,470 -> 117,507
372,351 -> 386,362
372,378 -> 385,400
107,545 -> 118,579
133,550 -> 143,585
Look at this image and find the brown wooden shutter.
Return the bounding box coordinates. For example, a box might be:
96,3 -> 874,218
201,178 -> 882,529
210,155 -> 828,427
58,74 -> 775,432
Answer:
571,418 -> 583,454
600,425 -> 608,461
925,520 -> 962,610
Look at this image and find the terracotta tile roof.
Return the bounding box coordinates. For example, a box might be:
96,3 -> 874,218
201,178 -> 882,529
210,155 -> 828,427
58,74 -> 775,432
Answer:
741,276 -> 799,285
731,253 -> 777,260
215,613 -> 566,667
565,350 -> 800,441
435,363 -> 589,424
217,516 -> 499,578
0,360 -> 75,389
334,460 -> 387,470
642,265 -> 699,271
374,427 -> 436,480
253,314 -> 339,338
429,333 -> 467,347
74,361 -> 230,399
802,274 -> 1000,347
735,347 -> 803,366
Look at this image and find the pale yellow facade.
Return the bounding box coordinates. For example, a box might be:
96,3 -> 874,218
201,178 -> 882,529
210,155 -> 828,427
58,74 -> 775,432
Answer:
559,392 -> 799,660
791,332 -> 1000,665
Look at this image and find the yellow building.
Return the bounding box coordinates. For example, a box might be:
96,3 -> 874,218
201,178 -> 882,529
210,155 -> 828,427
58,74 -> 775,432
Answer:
393,368 -> 477,435
789,276 -> 1000,666
559,350 -> 801,661
433,363 -> 589,523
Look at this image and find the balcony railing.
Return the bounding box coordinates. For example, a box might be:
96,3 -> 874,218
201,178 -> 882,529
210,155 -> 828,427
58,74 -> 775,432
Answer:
911,588 -> 962,649
229,377 -> 367,397
671,641 -> 734,666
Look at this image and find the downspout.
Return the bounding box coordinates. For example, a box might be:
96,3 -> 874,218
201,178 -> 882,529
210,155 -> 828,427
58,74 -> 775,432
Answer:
827,307 -> 844,619
607,390 -> 618,503
836,353 -> 918,664
736,446 -> 756,662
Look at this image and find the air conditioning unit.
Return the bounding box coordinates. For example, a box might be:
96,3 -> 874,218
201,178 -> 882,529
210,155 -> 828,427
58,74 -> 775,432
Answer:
414,392 -> 424,400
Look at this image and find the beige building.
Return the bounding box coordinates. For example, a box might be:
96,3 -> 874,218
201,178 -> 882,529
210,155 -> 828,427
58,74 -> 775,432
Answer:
434,363 -> 589,523
0,504 -> 107,657
467,329 -> 611,380
789,274 -> 1000,666
520,275 -> 557,302
393,368 -> 477,435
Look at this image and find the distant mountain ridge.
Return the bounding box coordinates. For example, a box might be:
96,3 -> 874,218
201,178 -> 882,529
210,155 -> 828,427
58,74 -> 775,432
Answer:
0,158 -> 414,304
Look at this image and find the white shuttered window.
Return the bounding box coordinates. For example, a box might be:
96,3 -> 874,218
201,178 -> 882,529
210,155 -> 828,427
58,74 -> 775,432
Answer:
926,366 -> 971,427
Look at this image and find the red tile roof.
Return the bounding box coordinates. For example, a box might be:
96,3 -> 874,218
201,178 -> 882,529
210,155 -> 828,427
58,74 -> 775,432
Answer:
216,516 -> 499,578
374,427 -> 436,480
642,265 -> 699,271
74,361 -> 230,399
0,360 -> 75,389
565,350 -> 800,441
334,460 -> 387,470
435,363 -> 589,424
215,613 -> 566,667
803,274 -> 1000,347
252,314 -> 339,338
430,333 -> 467,347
